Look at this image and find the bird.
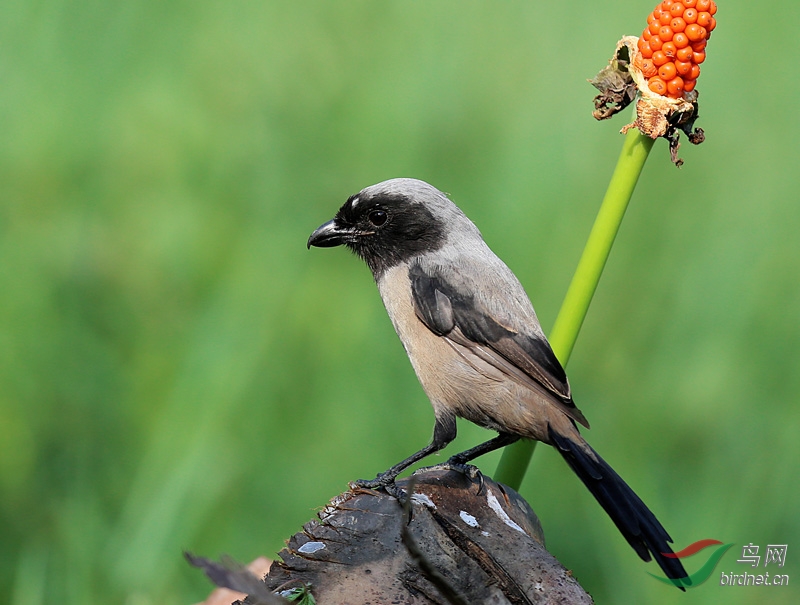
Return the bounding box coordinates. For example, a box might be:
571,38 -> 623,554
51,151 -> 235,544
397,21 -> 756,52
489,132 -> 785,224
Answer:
307,177 -> 688,586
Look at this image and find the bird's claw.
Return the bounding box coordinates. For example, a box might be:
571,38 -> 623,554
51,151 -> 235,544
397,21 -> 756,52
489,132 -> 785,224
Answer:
352,473 -> 406,500
354,473 -> 395,490
353,461 -> 485,499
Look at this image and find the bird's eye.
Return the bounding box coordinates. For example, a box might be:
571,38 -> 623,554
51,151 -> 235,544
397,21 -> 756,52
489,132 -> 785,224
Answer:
368,209 -> 388,227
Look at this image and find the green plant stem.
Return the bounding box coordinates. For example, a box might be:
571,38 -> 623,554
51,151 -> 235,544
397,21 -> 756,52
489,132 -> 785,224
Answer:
494,128 -> 655,490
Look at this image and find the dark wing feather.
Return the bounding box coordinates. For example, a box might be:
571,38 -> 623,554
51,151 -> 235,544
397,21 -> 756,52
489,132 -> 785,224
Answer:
409,262 -> 589,428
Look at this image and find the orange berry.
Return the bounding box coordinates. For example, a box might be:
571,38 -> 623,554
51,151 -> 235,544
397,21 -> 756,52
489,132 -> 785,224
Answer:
709,1 -> 717,16
652,50 -> 669,66
669,3 -> 685,17
682,0 -> 697,7
642,58 -> 657,78
697,11 -> 713,28
667,76 -> 684,97
670,17 -> 686,32
693,50 -> 706,64
691,39 -> 707,52
661,0 -> 674,10
659,62 -> 677,81
642,27 -> 652,40
696,0 -> 711,10
658,25 -> 674,41
648,77 -> 668,95
683,78 -> 696,92
659,10 -> 672,25
685,23 -> 705,41
673,32 -> 689,48
639,41 -> 654,58
676,45 -> 694,61
662,41 -> 677,57
675,60 -> 693,75
649,21 -> 661,36
648,10 -> 661,24
683,8 -> 698,23
707,17 -> 716,32
689,64 -> 701,79
649,35 -> 663,51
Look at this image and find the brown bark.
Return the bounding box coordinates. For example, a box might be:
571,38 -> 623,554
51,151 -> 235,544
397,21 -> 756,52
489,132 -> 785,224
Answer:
253,467 -> 593,604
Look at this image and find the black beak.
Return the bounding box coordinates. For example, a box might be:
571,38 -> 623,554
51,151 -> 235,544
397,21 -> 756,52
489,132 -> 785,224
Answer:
307,219 -> 350,249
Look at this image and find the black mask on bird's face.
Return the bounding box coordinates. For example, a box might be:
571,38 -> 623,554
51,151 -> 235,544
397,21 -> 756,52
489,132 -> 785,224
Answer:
308,192 -> 446,277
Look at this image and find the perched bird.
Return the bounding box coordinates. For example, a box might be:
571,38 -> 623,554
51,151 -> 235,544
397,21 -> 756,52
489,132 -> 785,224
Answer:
308,178 -> 687,586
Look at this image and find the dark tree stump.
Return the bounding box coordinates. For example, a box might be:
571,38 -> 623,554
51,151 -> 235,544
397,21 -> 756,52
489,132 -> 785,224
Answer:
255,468 -> 592,604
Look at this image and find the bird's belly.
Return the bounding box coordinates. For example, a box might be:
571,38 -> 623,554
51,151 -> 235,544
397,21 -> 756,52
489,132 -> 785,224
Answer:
419,342 -> 552,439
377,266 -> 551,441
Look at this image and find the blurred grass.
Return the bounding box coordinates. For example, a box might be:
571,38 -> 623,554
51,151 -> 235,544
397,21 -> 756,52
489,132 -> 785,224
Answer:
1,1 -> 799,604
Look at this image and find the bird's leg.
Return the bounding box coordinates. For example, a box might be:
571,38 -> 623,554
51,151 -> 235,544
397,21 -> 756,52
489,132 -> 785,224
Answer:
354,415 -> 456,490
414,433 -> 520,495
447,432 -> 519,466
354,443 -> 441,491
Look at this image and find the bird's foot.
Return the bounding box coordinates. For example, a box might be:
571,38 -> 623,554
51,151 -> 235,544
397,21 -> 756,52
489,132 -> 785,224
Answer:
353,472 -> 396,490
352,472 -> 404,499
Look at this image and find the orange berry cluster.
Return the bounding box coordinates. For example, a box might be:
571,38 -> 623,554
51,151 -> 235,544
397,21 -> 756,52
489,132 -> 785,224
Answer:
637,0 -> 717,98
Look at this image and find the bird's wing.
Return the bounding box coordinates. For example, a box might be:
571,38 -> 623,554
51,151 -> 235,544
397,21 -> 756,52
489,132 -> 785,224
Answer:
409,260 -> 589,428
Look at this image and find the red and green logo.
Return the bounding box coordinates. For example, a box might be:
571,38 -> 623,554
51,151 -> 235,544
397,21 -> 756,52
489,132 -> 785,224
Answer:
650,539 -> 734,588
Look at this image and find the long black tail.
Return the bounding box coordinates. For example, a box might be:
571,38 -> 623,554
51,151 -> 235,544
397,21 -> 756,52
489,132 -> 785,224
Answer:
548,424 -> 688,589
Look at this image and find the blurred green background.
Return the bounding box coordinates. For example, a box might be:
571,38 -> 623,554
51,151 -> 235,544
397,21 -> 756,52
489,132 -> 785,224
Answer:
1,1 -> 798,603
